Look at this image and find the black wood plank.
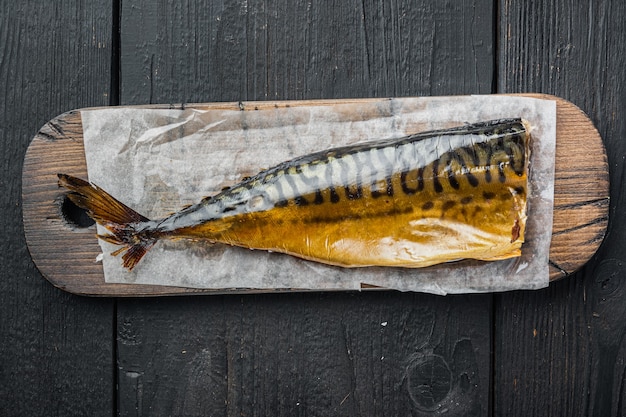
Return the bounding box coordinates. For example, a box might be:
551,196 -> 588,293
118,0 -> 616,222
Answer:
117,1 -> 495,415
119,0 -> 494,105
495,0 -> 626,416
118,293 -> 491,416
0,1 -> 115,416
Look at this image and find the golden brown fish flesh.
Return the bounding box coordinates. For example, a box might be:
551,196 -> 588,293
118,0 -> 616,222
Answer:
59,118 -> 530,270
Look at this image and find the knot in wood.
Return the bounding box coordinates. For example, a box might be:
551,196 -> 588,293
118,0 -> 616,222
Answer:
406,353 -> 452,411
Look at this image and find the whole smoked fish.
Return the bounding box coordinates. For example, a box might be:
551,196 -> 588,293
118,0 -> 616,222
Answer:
59,118 -> 530,270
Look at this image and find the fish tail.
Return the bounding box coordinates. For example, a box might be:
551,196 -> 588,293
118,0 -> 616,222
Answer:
58,174 -> 157,270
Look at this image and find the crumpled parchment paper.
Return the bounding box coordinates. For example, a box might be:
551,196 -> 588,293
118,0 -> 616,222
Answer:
81,95 -> 556,294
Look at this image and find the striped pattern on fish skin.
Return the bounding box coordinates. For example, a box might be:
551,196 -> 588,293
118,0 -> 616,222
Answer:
59,118 -> 530,270
158,118 -> 530,268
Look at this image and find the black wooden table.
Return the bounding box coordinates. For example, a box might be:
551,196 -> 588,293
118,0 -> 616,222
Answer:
1,1 -> 624,416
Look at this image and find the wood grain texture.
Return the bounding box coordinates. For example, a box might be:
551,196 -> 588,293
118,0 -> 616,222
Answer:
22,95 -> 608,296
119,0 -> 494,105
116,293 -> 490,416
495,0 -> 626,416
0,1 -> 115,416
114,1 -> 494,416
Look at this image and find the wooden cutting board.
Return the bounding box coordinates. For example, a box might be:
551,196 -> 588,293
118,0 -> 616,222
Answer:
22,94 -> 609,296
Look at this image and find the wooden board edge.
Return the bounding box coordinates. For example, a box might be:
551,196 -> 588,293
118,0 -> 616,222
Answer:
518,94 -> 609,280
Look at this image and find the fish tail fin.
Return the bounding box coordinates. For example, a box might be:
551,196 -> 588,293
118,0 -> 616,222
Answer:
58,174 -> 157,270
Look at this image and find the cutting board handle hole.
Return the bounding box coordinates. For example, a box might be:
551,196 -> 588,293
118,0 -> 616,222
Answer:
61,195 -> 95,228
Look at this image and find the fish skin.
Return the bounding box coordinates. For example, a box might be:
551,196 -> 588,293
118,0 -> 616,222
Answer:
59,118 -> 530,270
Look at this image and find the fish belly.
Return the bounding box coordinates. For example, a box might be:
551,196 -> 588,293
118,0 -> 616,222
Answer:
196,182 -> 526,268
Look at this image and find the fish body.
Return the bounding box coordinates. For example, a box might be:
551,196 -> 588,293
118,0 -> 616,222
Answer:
59,118 -> 530,270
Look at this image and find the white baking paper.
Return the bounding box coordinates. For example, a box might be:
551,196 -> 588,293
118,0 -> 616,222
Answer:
81,96 -> 556,294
